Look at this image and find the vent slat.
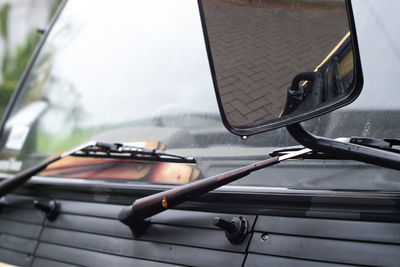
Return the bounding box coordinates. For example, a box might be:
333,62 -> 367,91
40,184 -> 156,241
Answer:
0,234 -> 37,254
32,257 -> 83,267
249,233 -> 400,266
0,248 -> 31,267
46,214 -> 249,252
0,206 -> 44,224
245,253 -> 354,267
255,215 -> 400,244
0,219 -> 42,239
40,228 -> 244,267
36,243 -> 179,267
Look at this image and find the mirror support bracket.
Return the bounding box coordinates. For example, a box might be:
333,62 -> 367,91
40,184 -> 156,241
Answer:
286,123 -> 400,170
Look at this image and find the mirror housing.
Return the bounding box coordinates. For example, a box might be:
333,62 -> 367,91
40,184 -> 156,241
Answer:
199,0 -> 363,136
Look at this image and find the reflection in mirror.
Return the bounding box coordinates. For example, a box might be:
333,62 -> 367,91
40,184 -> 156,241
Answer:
200,0 -> 354,130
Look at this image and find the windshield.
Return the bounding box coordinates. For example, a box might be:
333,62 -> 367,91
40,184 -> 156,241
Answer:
0,0 -> 399,190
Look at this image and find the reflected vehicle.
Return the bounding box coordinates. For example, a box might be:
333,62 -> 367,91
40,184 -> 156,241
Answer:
0,0 -> 400,266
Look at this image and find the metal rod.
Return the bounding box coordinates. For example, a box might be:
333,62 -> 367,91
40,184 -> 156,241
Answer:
287,123 -> 400,170
118,147 -> 311,233
0,141 -> 96,197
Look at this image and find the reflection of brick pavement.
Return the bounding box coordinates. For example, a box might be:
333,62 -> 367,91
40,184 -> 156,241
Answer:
202,0 -> 348,127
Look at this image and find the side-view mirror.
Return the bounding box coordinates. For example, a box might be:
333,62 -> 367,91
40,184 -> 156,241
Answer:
198,0 -> 363,136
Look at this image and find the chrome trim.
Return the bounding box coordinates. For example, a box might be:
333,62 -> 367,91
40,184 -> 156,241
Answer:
278,147 -> 311,161
2,175 -> 398,199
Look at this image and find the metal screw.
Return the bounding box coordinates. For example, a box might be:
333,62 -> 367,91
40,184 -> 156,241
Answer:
261,233 -> 269,242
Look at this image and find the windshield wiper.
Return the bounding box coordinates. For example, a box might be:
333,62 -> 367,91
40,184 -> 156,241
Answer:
118,135 -> 400,237
0,141 -> 195,197
286,123 -> 400,171
118,147 -> 311,237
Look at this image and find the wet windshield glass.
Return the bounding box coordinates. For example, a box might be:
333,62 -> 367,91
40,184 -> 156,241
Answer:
0,0 -> 399,190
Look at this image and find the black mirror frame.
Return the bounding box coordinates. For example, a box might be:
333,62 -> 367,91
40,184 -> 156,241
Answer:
198,0 -> 363,137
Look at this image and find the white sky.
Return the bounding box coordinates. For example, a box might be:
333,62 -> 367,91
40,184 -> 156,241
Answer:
344,0 -> 400,110
39,0 -> 219,131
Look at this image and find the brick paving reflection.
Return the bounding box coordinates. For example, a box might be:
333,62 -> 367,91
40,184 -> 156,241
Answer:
202,0 -> 348,127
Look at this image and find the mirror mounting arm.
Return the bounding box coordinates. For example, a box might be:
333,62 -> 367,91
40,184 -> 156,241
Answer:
286,123 -> 400,170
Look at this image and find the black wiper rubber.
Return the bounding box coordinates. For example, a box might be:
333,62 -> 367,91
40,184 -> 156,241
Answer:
74,142 -> 196,164
0,141 -> 195,197
349,137 -> 400,153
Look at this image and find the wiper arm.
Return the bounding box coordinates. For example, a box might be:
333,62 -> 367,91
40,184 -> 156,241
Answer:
118,135 -> 400,237
287,123 -> 400,171
346,137 -> 400,153
0,141 -> 95,197
0,141 -> 195,197
270,137 -> 400,159
118,147 -> 311,237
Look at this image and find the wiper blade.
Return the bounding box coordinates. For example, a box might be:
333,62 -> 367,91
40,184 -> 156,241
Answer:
73,142 -> 196,164
347,137 -> 400,153
0,141 -> 195,197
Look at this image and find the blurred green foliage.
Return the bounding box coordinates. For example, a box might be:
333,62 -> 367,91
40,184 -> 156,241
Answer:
0,3 -> 11,116
0,1 -> 61,117
0,31 -> 41,115
0,3 -> 10,38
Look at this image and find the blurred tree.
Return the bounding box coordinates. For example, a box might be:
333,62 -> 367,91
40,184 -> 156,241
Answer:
0,31 -> 41,114
0,3 -> 9,38
0,0 -> 61,116
0,2 -> 11,116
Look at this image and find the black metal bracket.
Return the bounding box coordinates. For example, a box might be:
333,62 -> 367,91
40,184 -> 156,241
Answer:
125,219 -> 151,238
286,123 -> 400,170
118,205 -> 151,238
33,199 -> 60,221
214,216 -> 248,244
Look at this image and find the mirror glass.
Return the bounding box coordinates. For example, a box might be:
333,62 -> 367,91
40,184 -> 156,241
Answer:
200,0 -> 356,134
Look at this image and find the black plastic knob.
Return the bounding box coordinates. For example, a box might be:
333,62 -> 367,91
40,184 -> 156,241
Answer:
33,199 -> 59,221
213,216 -> 248,244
